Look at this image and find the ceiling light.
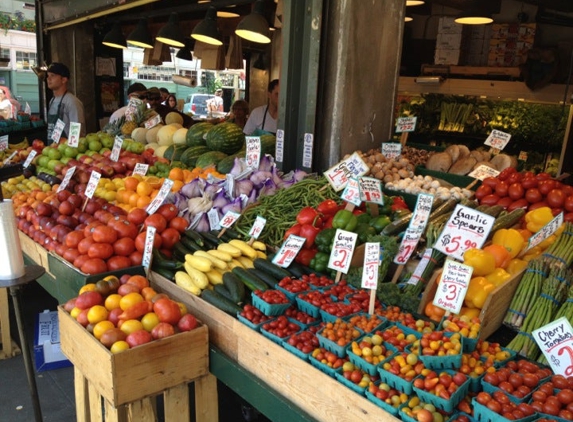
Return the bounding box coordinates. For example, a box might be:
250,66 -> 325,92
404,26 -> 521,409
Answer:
455,9 -> 494,25
192,6 -> 223,46
406,1 -> 424,5
156,13 -> 185,48
175,39 -> 194,61
235,0 -> 271,44
218,10 -> 240,18
102,23 -> 127,49
127,19 -> 153,49
405,17 -> 413,22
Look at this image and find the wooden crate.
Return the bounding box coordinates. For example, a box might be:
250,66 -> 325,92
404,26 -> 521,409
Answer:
58,307 -> 209,407
417,268 -> 525,339
150,272 -> 401,422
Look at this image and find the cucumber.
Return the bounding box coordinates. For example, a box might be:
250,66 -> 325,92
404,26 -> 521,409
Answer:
480,205 -> 505,218
200,289 -> 242,315
183,229 -> 204,247
489,208 -> 526,237
152,248 -> 183,271
427,198 -> 459,224
180,236 -> 204,252
152,267 -> 176,280
223,272 -> 246,303
286,261 -> 307,279
201,231 -> 223,248
213,284 -> 237,303
382,212 -> 413,236
232,267 -> 269,292
253,258 -> 292,280
247,268 -> 278,289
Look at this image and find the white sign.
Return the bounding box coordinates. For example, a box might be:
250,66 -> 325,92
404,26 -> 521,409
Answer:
328,229 -> 358,274
359,176 -> 384,205
146,178 -> 174,214
0,135 -> 8,151
207,208 -> 220,230
533,317 -> 573,377
406,248 -> 433,285
396,116 -> 417,133
133,163 -> 149,176
51,119 -> 65,144
485,129 -> 511,150
23,150 -> 37,168
67,122 -> 81,147
111,136 -> 123,162
302,133 -> 313,168
248,215 -> 266,239
245,136 -> 261,170
468,165 -> 500,181
394,193 -> 434,264
518,151 -> 528,161
142,226 -> 156,270
24,102 -> 31,115
361,242 -> 380,289
220,211 -> 241,228
57,166 -> 76,193
272,235 -> 307,268
341,177 -> 362,206
433,259 -> 473,314
275,129 -> 284,162
527,212 -> 564,251
3,150 -> 17,165
434,204 -> 495,261
381,143 -> 402,160
324,152 -> 369,191
84,171 -> 101,199
144,114 -> 162,129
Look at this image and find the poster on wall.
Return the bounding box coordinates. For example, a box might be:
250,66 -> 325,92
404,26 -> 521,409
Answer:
100,81 -> 120,113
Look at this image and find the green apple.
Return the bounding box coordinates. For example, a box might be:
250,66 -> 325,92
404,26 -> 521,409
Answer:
77,138 -> 88,153
47,148 -> 62,160
38,155 -> 50,168
64,146 -> 78,158
47,159 -> 60,171
85,150 -> 96,157
99,147 -> 111,155
130,142 -> 144,154
88,139 -> 102,152
100,134 -> 114,148
60,156 -> 71,165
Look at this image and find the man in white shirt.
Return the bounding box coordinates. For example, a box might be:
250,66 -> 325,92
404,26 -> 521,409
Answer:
109,82 -> 147,123
243,79 -> 279,135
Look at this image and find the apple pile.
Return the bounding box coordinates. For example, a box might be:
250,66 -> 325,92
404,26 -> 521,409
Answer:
62,274 -> 199,353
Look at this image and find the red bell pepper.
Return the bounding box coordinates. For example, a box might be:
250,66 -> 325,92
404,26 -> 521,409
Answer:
295,247 -> 318,266
296,207 -> 320,225
316,199 -> 339,217
391,197 -> 408,212
283,223 -> 301,240
299,223 -> 321,248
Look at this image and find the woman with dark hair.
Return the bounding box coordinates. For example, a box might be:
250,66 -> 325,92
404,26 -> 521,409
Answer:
227,99 -> 249,129
167,94 -> 178,110
243,79 -> 279,135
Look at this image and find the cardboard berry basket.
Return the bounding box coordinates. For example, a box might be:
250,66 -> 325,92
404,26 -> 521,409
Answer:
58,307 -> 209,407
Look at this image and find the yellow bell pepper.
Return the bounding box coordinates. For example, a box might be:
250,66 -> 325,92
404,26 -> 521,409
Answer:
457,307 -> 481,319
537,234 -> 557,250
492,228 -> 525,258
485,268 -> 511,287
464,276 -> 496,309
463,248 -> 497,276
525,207 -> 554,233
506,258 -> 527,275
522,246 -> 542,262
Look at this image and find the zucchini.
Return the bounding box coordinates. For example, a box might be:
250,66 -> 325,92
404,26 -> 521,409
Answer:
173,241 -> 194,258
200,289 -> 242,315
213,284 -> 236,303
223,272 -> 246,303
489,208 -> 526,237
247,268 -> 278,289
152,248 -> 183,271
180,236 -> 204,253
252,258 -> 292,280
201,231 -> 223,248
221,227 -> 242,240
232,267 -> 269,292
183,229 -> 204,247
286,261 -> 307,279
212,229 -> 233,242
152,267 -> 175,280
428,198 -> 459,224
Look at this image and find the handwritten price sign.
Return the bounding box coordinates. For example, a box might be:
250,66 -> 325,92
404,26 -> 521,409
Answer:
381,143 -> 402,160
207,208 -> 220,230
23,150 -> 37,168
220,211 -> 240,228
67,122 -> 81,147
341,177 -> 361,206
468,165 -> 500,181
57,166 -> 76,193
396,116 -> 417,133
84,171 -> 101,199
245,136 -> 261,170
405,248 -> 433,285
133,163 -> 149,176
249,215 -> 267,239
142,226 -> 156,271
144,114 -> 162,129
327,229 -> 358,274
394,193 -> 433,264
51,119 -> 65,144
533,317 -> 573,377
359,177 -> 383,205
361,242 -> 380,289
433,259 -> 473,314
275,129 -> 284,162
485,129 -> 511,150
527,212 -> 563,251
272,235 -> 306,268
111,136 -> 123,162
146,178 -> 174,214
0,135 -> 7,151
324,152 -> 369,191
434,204 -> 495,261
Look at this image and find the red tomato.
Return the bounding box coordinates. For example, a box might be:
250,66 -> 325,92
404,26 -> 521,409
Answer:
113,237 -> 136,256
481,194 -> 501,206
73,254 -> 90,269
135,231 -> 162,252
538,180 -> 557,196
127,208 -> 148,225
564,196 -> 573,212
144,213 -> 167,233
65,231 -> 85,248
562,185 -> 573,197
107,255 -> 133,271
80,258 -> 108,275
129,250 -> 144,266
547,189 -> 566,208
475,184 -> 493,201
110,219 -> 138,240
521,177 -> 538,189
159,228 -> 181,250
153,298 -> 182,325
169,216 -> 189,233
565,213 -> 573,223
528,201 -> 550,211
88,243 -> 114,260
497,197 -> 514,209
63,248 -> 81,263
83,221 -> 103,238
525,188 -> 543,204
496,181 -> 510,197
77,235 -> 96,255
536,172 -> 552,181
506,172 -> 523,185
156,204 -> 179,221
482,177 -> 499,189
92,225 -> 118,244
508,183 -> 525,200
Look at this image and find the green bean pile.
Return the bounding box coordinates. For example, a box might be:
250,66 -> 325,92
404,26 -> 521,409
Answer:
235,176 -> 340,247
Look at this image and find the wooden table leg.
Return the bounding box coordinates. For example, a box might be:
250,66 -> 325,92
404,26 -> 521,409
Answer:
126,396 -> 156,422
163,383 -> 189,422
194,374 -> 219,422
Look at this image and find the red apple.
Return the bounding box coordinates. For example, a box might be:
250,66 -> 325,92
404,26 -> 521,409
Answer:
126,329 -> 152,348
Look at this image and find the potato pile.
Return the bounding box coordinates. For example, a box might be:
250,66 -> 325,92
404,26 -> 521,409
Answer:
425,144 -> 518,175
353,149 -> 415,183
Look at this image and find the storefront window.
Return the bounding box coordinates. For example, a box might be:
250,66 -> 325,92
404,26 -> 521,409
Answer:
0,48 -> 9,59
15,51 -> 36,70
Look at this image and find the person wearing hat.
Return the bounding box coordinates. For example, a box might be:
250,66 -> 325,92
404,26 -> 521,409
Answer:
46,62 -> 85,141
146,87 -> 193,127
109,82 -> 148,124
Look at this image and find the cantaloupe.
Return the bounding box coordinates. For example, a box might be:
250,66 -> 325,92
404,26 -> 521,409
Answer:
157,125 -> 179,146
165,112 -> 183,125
154,145 -> 169,158
173,128 -> 188,145
146,124 -> 163,144
131,127 -> 148,144
171,123 -> 183,129
146,142 -> 159,151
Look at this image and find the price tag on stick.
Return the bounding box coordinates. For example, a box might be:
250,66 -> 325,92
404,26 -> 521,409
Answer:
146,178 -> 174,215
394,193 -> 434,266
361,242 -> 381,315
533,317 -> 573,377
67,122 -> 81,147
111,136 -> 123,162
207,208 -> 220,230
328,229 -> 358,280
51,119 -> 65,144
526,212 -> 563,252
275,129 -> 284,162
359,176 -> 384,205
468,165 -> 500,181
433,259 -> 473,314
82,171 -> 101,211
142,226 -> 157,274
0,135 -> 8,151
133,163 -> 149,176
381,143 -> 402,160
396,116 -> 417,133
272,235 -> 306,268
23,150 -> 37,168
323,152 -> 369,191
3,150 -> 17,165
57,166 -> 76,193
340,177 -> 361,206
484,129 -> 511,150
217,210 -> 241,238
248,215 -> 266,240
245,136 -> 261,170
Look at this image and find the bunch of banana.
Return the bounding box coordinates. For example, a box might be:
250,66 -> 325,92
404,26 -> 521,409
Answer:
174,239 -> 266,295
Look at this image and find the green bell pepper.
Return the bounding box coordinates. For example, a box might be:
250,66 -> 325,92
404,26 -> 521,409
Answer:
332,209 -> 358,231
356,223 -> 376,243
355,213 -> 371,225
310,251 -> 330,272
370,215 -> 392,233
315,228 -> 336,253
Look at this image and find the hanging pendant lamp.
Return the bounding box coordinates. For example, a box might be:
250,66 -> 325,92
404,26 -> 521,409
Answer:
176,39 -> 194,61
235,0 -> 271,44
102,23 -> 127,49
406,1 -> 424,6
127,19 -> 153,49
156,13 -> 185,47
455,4 -> 494,25
191,6 -> 223,46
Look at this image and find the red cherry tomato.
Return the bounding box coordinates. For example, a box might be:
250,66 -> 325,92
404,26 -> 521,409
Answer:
475,184 -> 493,201
521,177 -> 538,189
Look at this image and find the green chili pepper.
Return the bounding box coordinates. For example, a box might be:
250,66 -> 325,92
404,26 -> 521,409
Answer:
332,210 -> 358,231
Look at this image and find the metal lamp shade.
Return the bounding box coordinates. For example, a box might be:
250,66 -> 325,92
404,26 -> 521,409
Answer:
156,13 -> 185,47
235,0 -> 270,44
127,19 -> 153,48
455,9 -> 493,25
102,24 -> 127,49
176,39 -> 194,61
191,6 -> 223,46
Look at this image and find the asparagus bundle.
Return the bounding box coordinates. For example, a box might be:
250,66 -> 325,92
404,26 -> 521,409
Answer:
540,222 -> 573,269
507,268 -> 569,360
503,260 -> 548,329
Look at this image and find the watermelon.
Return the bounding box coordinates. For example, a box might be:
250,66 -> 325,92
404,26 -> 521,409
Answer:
195,151 -> 228,169
260,134 -> 276,156
216,150 -> 245,174
163,144 -> 188,162
185,122 -> 213,147
205,122 -> 245,155
180,146 -> 211,168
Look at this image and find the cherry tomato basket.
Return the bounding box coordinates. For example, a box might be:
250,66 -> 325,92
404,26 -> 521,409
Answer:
319,307 -> 360,324
447,412 -> 477,422
294,296 -> 322,318
260,320 -> 302,345
395,322 -> 429,338
468,372 -> 485,393
316,326 -> 363,358
398,402 -> 431,422
287,316 -> 319,331
536,413 -> 570,422
308,354 -> 343,378
407,334 -> 464,370
377,353 -> 419,395
438,316 -> 480,353
471,398 -> 537,422
479,346 -> 517,368
347,343 -> 397,376
334,371 -> 368,396
251,291 -> 291,316
480,378 -> 535,404
346,312 -> 388,334
236,312 -> 275,332
323,284 -> 356,302
364,389 -> 404,416
412,369 -> 471,413
282,340 -> 312,361
275,283 -> 310,303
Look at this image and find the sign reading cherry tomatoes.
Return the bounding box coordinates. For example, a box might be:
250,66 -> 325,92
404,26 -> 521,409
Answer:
327,229 -> 358,274
272,235 -> 306,268
533,317 -> 573,377
433,259 -> 473,314
361,242 -> 380,289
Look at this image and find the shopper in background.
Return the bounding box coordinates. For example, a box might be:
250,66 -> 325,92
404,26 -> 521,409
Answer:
167,94 -> 178,110
109,82 -> 147,123
46,62 -> 86,140
243,79 -> 279,135
0,88 -> 13,120
0,86 -> 21,119
207,89 -> 224,114
147,87 -> 192,127
159,87 -> 170,104
226,99 -> 249,129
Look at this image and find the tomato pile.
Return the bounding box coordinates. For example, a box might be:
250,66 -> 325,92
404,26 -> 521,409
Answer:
261,316 -> 300,339
285,331 -> 319,354
254,289 -> 289,305
239,304 -> 273,326
482,359 -> 552,399
283,306 -> 317,326
475,390 -> 537,420
276,277 -> 311,294
475,168 -> 573,219
375,325 -> 419,352
382,352 -> 426,383
531,375 -> 573,419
